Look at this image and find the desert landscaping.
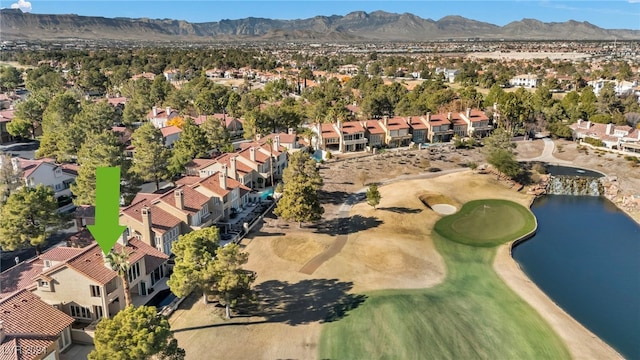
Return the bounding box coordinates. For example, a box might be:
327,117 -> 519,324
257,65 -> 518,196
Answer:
169,139 -> 635,359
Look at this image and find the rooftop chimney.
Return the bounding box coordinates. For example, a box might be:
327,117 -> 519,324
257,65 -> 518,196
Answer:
447,112 -> 452,120
141,206 -> 154,247
166,106 -> 171,116
383,116 -> 389,127
406,116 -> 412,124
152,106 -> 158,117
229,156 -> 237,180
606,123 -> 613,135
222,164 -> 228,177
426,112 -> 431,122
250,147 -> 256,162
174,189 -> 184,210
219,172 -> 227,190
466,108 -> 471,118
274,135 -> 280,150
0,320 -> 5,344
493,102 -> 498,111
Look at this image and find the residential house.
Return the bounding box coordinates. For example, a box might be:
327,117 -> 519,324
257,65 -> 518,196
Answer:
509,74 -> 540,88
163,69 -> 179,82
261,131 -> 302,151
379,116 -> 412,148
460,108 -> 493,138
406,116 -> 428,144
337,121 -> 368,152
0,289 -> 75,359
160,126 -> 181,148
435,68 -> 459,83
0,108 -> 15,144
147,106 -> 179,129
570,120 -> 640,152
235,142 -> 288,187
32,237 -> 168,321
190,155 -> 257,189
424,113 -> 453,143
120,185 -> 218,255
316,123 -> 341,152
588,79 -> 638,96
449,112 -> 469,138
2,157 -> 77,210
177,172 -> 251,220
363,120 -> 386,148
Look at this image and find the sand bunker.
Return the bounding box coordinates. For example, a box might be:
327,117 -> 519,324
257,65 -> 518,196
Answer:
431,204 -> 457,215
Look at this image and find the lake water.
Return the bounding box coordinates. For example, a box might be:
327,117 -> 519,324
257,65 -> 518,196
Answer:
512,195 -> 640,359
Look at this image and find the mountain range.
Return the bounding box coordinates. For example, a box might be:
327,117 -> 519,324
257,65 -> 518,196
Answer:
1,9 -> 638,42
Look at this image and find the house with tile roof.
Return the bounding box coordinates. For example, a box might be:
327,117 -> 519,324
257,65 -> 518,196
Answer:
363,120 -> 386,148
0,289 -> 75,360
235,141 -> 288,188
406,116 -> 429,144
189,155 -> 257,189
147,106 -> 179,129
160,125 -> 182,148
0,234 -> 168,335
460,108 -> 493,138
424,113 -> 454,143
0,108 -> 15,145
379,116 -> 412,148
0,157 -> 77,210
570,119 -> 640,152
177,172 -> 252,220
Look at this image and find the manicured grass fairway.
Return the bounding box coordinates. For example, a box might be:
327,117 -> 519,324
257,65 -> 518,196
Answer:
319,200 -> 570,360
434,199 -> 536,247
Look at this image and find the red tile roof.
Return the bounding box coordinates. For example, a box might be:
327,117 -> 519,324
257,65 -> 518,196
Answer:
186,158 -> 217,171
105,97 -> 127,106
0,109 -> 15,123
121,199 -> 182,234
385,116 -> 410,130
237,146 -> 268,164
157,186 -> 210,216
212,154 -> 253,175
466,109 -> 489,123
407,116 -> 428,130
0,289 -> 74,360
339,121 -> 365,135
192,172 -> 250,197
0,260 -> 42,299
427,114 -> 451,126
363,120 -> 385,134
40,247 -> 84,262
320,123 -> 340,138
449,113 -> 467,127
160,126 -> 181,137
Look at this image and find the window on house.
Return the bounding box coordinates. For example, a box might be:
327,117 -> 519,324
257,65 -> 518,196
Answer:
70,305 -> 91,319
38,280 -> 49,287
127,262 -> 141,283
54,183 -> 63,191
90,285 -> 101,297
93,305 -> 103,319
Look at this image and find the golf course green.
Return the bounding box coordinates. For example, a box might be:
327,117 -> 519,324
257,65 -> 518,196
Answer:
319,199 -> 569,359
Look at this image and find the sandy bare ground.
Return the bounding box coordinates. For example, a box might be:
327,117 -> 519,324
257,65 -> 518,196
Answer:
467,51 -> 591,60
170,145 -> 632,360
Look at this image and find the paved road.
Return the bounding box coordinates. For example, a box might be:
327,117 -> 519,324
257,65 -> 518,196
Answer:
518,138 -> 572,165
0,140 -> 39,159
298,168 -> 468,275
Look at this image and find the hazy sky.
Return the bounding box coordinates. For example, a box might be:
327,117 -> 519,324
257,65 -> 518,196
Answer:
5,0 -> 640,30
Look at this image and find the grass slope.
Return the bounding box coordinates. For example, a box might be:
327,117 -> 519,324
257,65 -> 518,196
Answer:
319,200 -> 569,360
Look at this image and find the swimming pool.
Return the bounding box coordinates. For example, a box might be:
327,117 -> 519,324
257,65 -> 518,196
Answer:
260,188 -> 274,199
145,289 -> 177,309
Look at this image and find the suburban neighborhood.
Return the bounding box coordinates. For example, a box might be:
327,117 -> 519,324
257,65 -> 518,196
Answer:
0,5 -> 639,360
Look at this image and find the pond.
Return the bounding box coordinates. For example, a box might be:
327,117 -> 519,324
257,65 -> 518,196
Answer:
512,195 -> 640,359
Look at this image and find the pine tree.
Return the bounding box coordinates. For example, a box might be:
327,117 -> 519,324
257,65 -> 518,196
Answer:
201,116 -> 232,152
274,151 -> 324,226
71,131 -> 124,206
0,185 -> 62,254
89,306 -> 185,360
168,118 -> 210,175
0,154 -> 23,202
211,243 -> 256,319
167,227 -> 220,304
130,123 -> 170,191
366,183 -> 381,209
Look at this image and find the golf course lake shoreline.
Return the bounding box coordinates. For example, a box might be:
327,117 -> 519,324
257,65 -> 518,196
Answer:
512,195 -> 640,359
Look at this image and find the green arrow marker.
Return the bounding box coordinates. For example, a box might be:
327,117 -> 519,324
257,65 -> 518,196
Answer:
88,167 -> 127,255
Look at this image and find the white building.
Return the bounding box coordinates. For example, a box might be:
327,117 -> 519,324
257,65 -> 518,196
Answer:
509,74 -> 540,88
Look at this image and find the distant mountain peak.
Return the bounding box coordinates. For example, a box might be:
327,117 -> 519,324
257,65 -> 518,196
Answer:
0,9 -> 637,42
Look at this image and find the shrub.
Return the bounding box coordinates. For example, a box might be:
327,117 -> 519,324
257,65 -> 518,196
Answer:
532,163 -> 547,174
582,137 -> 605,147
467,161 -> 478,170
325,151 -> 332,160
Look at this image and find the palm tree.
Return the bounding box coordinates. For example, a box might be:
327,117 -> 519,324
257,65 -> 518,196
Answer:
105,248 -> 132,307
